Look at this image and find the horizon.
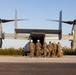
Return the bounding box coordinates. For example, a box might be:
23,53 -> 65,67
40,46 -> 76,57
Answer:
0,0 -> 75,48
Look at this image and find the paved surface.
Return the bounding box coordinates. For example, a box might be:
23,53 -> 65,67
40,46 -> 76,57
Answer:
0,55 -> 76,63
0,62 -> 76,75
0,56 -> 76,75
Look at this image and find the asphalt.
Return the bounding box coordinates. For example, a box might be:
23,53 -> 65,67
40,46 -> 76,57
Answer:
0,55 -> 76,75
0,55 -> 76,63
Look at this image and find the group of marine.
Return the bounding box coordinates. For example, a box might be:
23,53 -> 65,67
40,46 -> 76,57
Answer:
29,39 -> 63,58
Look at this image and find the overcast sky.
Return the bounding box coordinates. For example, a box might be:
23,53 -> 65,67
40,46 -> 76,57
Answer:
0,0 -> 76,48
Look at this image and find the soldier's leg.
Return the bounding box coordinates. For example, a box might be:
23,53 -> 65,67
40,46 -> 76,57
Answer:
32,50 -> 34,57
52,50 -> 55,57
44,50 -> 45,57
30,50 -> 32,58
48,50 -> 50,57
54,50 -> 56,57
36,49 -> 38,57
57,50 -> 62,57
39,50 -> 41,57
37,49 -> 40,57
44,49 -> 47,57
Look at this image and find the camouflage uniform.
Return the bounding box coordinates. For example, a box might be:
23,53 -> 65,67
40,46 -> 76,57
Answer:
52,42 -> 57,57
47,42 -> 53,57
29,42 -> 35,57
43,42 -> 47,57
36,41 -> 41,57
57,42 -> 63,57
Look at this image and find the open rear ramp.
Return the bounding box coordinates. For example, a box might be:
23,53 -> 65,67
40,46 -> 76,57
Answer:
30,32 -> 45,45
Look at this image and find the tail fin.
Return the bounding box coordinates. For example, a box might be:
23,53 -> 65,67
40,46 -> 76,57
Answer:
14,9 -> 17,39
59,10 -> 62,40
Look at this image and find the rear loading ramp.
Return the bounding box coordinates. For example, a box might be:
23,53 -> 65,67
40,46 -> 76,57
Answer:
30,33 -> 45,45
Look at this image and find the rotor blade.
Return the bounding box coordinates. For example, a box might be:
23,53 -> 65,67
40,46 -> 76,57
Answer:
46,19 -> 73,24
0,19 -> 29,23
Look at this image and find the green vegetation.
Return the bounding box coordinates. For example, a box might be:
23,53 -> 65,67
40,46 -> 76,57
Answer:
63,48 -> 76,55
0,48 -> 23,55
0,48 -> 76,55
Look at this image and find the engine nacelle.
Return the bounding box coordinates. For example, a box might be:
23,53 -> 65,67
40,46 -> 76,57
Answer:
0,33 -> 5,39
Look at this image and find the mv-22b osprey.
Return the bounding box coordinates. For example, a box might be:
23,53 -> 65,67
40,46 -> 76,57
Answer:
0,10 -> 63,48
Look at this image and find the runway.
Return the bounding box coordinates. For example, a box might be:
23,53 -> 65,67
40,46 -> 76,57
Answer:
0,56 -> 76,75
0,63 -> 76,75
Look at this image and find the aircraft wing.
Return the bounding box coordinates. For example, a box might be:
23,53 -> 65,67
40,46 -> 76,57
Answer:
15,29 -> 61,34
4,33 -> 29,40
4,33 -> 73,40
4,29 -> 61,40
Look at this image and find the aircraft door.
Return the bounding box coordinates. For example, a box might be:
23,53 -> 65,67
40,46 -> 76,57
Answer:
31,34 -> 45,45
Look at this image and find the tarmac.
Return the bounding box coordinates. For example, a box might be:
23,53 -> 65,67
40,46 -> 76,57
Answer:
0,55 -> 76,63
0,55 -> 76,75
